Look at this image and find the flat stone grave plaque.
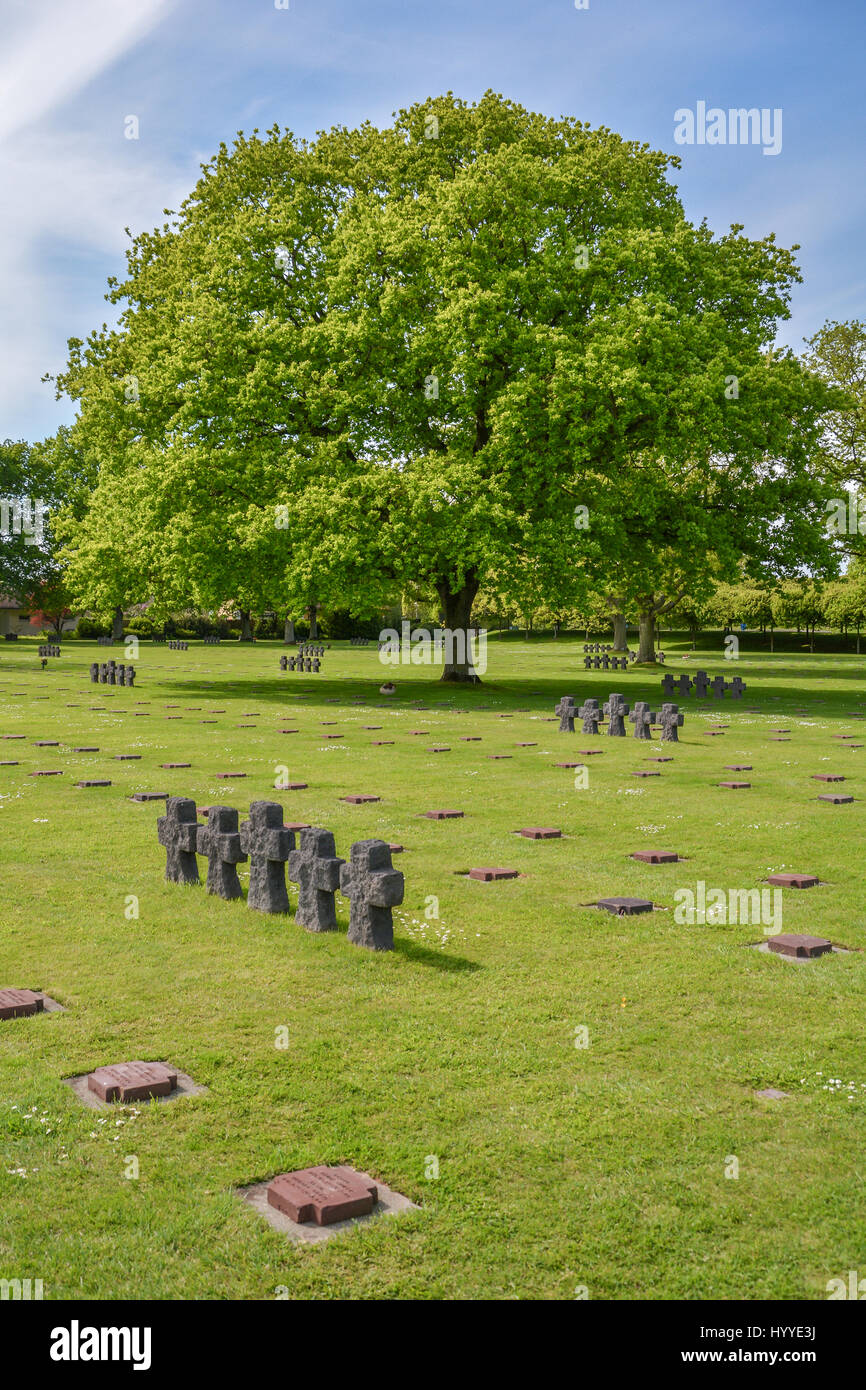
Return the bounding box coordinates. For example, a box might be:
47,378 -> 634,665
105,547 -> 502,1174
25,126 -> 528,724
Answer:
818,793 -> 854,803
76,780 -> 111,788
767,934 -> 832,959
129,792 -> 168,802
114,754 -> 141,760
425,810 -> 463,819
719,781 -> 750,789
0,761 -> 18,766
468,867 -> 520,881
631,771 -> 659,778
72,747 -> 99,752
241,1166 -> 418,1245
724,765 -> 752,771
812,774 -> 844,781
766,873 -> 819,888
217,772 -> 246,779
631,851 -> 678,864
30,770 -> 62,777
267,1165 -> 377,1226
162,762 -> 191,769
87,1061 -> 178,1102
555,761 -> 583,768
518,827 -> 561,839
0,989 -> 45,1020
597,897 -> 653,915
342,795 -> 380,804
33,741 -> 58,746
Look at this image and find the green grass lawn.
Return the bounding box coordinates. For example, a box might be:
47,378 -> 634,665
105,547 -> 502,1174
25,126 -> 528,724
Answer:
1,635 -> 864,1300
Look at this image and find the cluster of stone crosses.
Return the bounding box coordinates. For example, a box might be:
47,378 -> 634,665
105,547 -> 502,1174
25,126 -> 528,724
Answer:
280,654 -> 322,673
89,660 -> 136,687
296,643 -> 325,656
662,671 -> 746,699
157,798 -> 404,952
38,643 -> 62,657
202,635 -> 221,645
167,640 -> 189,651
97,636 -> 113,646
350,636 -> 371,646
556,693 -> 684,742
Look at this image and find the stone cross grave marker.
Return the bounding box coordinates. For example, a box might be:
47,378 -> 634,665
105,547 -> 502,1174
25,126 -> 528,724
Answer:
604,693 -> 629,736
196,805 -> 247,899
658,702 -> 684,743
630,702 -> 655,739
578,697 -> 601,734
288,828 -> 344,932
340,839 -> 404,951
555,696 -> 575,733
239,801 -> 294,914
157,797 -> 201,885
693,670 -> 710,698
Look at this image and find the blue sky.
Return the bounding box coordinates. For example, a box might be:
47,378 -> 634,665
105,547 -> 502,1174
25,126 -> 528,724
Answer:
2,0 -> 864,441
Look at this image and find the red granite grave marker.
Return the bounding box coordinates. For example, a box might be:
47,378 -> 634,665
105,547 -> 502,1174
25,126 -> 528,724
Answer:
724,765 -> 752,771
516,742 -> 537,747
767,934 -> 832,959
631,851 -> 678,864
33,741 -> 59,746
818,793 -> 854,803
0,989 -> 44,1020
766,873 -> 819,888
371,740 -> 394,745
129,792 -> 168,802
87,1061 -> 178,1102
555,761 -> 583,768
812,774 -> 844,782
0,760 -> 18,766
216,772 -> 247,779
719,781 -> 750,789
267,1166 -> 377,1226
460,736 -> 482,741
76,780 -> 111,788
487,754 -> 511,759
631,771 -> 660,778
427,746 -> 451,752
576,749 -> 604,756
284,821 -> 310,832
72,747 -> 99,752
30,770 -> 63,777
469,867 -> 520,881
114,755 -> 141,761
518,827 -> 562,839
161,763 -> 191,769
425,810 -> 464,819
597,897 -> 653,915
341,795 -> 380,804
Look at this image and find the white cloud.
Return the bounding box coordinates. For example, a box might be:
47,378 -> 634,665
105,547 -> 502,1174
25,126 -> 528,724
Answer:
0,0 -> 174,144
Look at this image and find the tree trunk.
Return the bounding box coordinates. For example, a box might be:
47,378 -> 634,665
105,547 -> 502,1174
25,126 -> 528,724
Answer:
770,627 -> 774,653
283,615 -> 295,644
636,604 -> 657,662
308,603 -> 318,640
239,609 -> 254,642
612,612 -> 628,651
111,605 -> 124,642
435,572 -> 480,681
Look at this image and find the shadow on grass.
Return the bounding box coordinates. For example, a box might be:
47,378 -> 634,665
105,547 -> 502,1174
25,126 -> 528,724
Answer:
392,937 -> 482,973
